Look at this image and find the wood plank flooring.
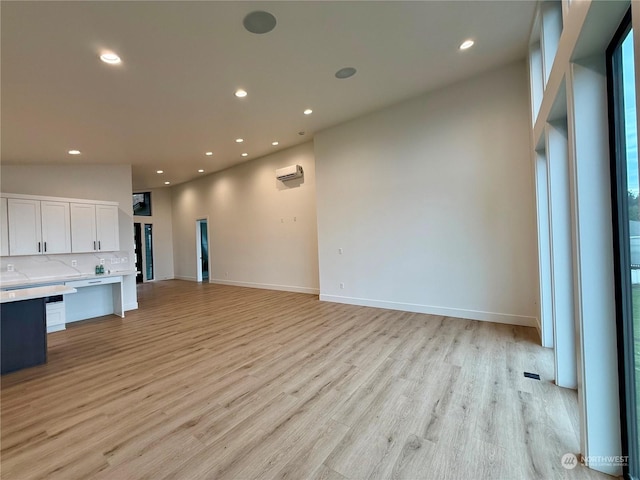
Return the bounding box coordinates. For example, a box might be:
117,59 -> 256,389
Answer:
1,280 -> 614,479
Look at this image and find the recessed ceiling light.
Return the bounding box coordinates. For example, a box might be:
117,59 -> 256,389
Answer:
100,52 -> 121,64
459,39 -> 475,50
156,170 -> 164,174
68,149 -> 81,155
164,181 -> 171,185
241,153 -> 248,157
335,67 -> 357,79
205,151 -> 213,156
198,169 -> 204,173
303,109 -> 313,115
235,138 -> 244,143
243,11 -> 277,34
272,141 -> 279,146
235,89 -> 248,98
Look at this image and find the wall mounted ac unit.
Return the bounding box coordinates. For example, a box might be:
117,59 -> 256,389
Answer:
276,164 -> 304,181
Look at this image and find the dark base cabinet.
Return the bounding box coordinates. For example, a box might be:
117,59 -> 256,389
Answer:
1,298 -> 47,374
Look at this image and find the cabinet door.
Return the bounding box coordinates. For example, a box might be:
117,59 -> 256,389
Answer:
70,203 -> 97,253
96,205 -> 119,251
46,303 -> 66,333
41,201 -> 71,254
8,198 -> 42,255
1,198 -> 8,256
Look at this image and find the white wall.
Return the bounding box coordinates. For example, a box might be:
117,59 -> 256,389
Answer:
314,61 -> 538,326
134,187 -> 174,281
171,142 -> 319,293
1,164 -> 137,309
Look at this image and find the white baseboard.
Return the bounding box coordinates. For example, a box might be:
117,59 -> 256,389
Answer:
124,302 -> 138,312
175,275 -> 198,282
319,294 -> 536,327
212,278 -> 319,295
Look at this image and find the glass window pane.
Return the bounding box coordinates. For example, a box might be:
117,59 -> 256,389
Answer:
610,21 -> 639,474
622,28 -> 640,460
133,192 -> 152,216
144,224 -> 153,280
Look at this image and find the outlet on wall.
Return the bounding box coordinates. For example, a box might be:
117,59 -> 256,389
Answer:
7,264 -> 14,272
340,282 -> 344,289
71,260 -> 77,267
100,258 -> 105,265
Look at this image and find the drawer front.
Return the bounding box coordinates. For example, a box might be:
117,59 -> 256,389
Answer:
65,276 -> 120,288
46,304 -> 65,327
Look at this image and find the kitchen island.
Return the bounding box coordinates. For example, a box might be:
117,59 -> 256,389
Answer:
1,285 -> 76,374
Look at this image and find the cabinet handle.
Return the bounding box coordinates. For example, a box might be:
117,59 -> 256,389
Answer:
99,241 -> 101,250
94,241 -> 96,250
38,241 -> 41,253
44,242 -> 47,252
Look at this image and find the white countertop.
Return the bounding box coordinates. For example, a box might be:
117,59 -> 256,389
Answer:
0,270 -> 138,289
1,285 -> 77,303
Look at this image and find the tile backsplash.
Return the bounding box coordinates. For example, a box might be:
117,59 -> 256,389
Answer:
0,252 -> 132,285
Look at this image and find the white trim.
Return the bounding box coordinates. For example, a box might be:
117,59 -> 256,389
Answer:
567,58 -> 621,477
534,149 -> 555,348
319,295 -> 537,327
123,301 -> 138,311
546,120 -> 577,389
212,279 -> 319,295
175,275 -> 198,282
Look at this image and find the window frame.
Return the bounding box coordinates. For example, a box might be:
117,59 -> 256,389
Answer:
133,192 -> 152,217
606,9 -> 639,478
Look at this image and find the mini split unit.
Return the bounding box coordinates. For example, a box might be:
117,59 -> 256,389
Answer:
276,164 -> 303,181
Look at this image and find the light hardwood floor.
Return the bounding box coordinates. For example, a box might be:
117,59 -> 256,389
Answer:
1,281 -> 614,479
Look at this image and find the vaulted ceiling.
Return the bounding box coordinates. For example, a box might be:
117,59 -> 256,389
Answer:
1,1 -> 536,189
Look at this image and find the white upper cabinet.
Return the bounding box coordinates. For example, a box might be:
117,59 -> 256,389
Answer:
8,198 -> 42,255
1,194 -> 118,256
96,205 -> 119,252
1,198 -> 9,257
70,203 -> 119,253
70,203 -> 97,253
7,199 -> 71,255
40,201 -> 71,254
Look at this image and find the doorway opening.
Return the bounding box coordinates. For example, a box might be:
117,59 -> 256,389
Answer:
196,219 -> 210,282
134,222 -> 154,283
